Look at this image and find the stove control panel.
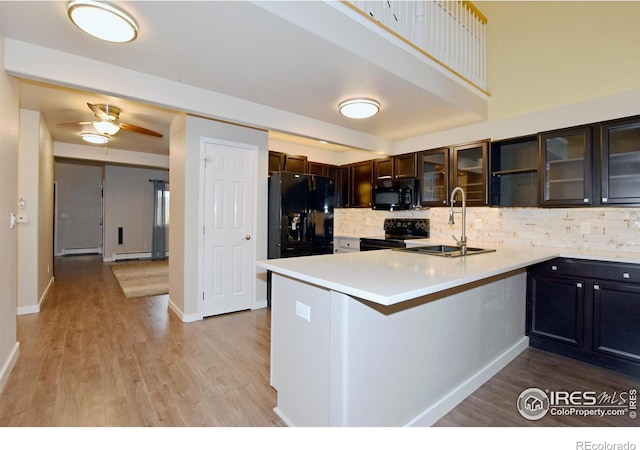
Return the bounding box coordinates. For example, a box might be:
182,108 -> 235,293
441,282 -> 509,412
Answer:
383,218 -> 430,237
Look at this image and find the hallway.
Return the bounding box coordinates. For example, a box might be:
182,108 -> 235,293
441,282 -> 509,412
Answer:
0,256 -> 283,426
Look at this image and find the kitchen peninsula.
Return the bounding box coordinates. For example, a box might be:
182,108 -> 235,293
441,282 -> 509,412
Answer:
258,244 -> 640,426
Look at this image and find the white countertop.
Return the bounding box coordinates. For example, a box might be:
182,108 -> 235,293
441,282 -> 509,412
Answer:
258,240 -> 640,306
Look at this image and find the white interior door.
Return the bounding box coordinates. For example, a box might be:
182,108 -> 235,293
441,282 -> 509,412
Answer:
202,141 -> 256,317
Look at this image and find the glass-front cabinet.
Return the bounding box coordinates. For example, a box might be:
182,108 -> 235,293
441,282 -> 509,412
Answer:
539,126 -> 593,206
600,116 -> 640,205
452,141 -> 488,206
418,148 -> 449,206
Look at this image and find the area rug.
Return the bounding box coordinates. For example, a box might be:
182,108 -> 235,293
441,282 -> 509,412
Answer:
111,260 -> 169,299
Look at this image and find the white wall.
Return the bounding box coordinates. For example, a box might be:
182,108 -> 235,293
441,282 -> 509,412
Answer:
103,165 -> 169,260
0,34 -> 19,392
54,161 -> 103,255
169,115 -> 268,322
17,109 -> 54,315
480,1 -> 640,121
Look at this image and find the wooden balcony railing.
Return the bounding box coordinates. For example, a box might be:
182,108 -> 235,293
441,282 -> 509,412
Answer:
347,1 -> 488,93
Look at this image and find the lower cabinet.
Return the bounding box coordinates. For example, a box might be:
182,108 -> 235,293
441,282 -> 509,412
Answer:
527,273 -> 584,348
527,258 -> 640,377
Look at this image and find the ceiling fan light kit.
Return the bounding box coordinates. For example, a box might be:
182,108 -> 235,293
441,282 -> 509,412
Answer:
81,132 -> 110,144
67,0 -> 139,43
338,98 -> 380,119
93,120 -> 120,135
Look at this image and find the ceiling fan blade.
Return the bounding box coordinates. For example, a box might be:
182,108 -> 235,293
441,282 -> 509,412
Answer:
57,121 -> 92,127
87,102 -> 110,121
119,122 -> 163,137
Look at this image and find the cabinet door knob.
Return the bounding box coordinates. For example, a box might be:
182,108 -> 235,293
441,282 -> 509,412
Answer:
577,282 -> 583,288
594,284 -> 600,290
551,265 -> 558,271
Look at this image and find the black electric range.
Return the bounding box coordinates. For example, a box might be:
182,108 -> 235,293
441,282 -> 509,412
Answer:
360,218 -> 430,251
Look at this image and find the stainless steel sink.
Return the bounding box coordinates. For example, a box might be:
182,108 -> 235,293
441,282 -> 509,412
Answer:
393,245 -> 496,257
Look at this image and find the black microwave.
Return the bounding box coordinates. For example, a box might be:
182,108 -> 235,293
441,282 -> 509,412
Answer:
371,180 -> 418,210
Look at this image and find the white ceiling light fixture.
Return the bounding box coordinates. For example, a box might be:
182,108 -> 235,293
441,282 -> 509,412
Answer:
67,1 -> 139,43
338,98 -> 380,119
81,132 -> 110,144
92,120 -> 120,135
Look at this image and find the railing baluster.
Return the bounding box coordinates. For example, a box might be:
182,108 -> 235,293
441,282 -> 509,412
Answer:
346,1 -> 487,91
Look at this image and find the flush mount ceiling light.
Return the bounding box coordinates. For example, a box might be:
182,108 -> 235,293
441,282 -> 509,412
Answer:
67,1 -> 139,43
81,132 -> 110,144
92,120 -> 120,135
338,98 -> 380,119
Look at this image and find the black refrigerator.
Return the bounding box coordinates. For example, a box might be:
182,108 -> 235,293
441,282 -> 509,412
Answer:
268,171 -> 335,259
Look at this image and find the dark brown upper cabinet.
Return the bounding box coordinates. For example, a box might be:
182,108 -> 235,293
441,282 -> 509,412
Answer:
539,125 -> 593,207
350,160 -> 374,207
490,135 -> 538,207
599,115 -> 640,206
452,141 -> 489,207
374,157 -> 394,181
394,153 -> 418,179
307,161 -> 330,177
374,154 -> 418,182
418,147 -> 450,207
284,154 -> 308,173
268,151 -> 286,174
335,165 -> 350,207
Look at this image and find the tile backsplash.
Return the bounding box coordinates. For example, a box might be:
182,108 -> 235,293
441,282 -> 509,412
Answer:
334,207 -> 640,253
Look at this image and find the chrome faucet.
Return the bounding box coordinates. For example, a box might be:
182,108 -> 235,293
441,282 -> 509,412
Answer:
448,186 -> 467,255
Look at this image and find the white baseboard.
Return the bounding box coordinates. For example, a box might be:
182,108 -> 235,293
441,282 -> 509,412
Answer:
61,247 -> 102,256
167,297 -> 202,323
109,251 -> 170,262
252,300 -> 268,310
273,407 -> 295,427
17,276 -> 54,316
40,275 -> 54,308
0,342 -> 20,393
113,251 -> 152,261
406,336 -> 530,427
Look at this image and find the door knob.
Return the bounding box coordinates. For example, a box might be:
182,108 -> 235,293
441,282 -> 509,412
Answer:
244,235 -> 251,240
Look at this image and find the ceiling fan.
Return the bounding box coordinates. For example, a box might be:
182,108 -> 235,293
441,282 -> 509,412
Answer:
57,102 -> 163,139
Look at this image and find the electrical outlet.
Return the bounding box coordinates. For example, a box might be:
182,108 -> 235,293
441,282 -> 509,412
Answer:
295,301 -> 311,322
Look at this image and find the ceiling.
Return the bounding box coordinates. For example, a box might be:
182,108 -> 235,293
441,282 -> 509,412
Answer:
0,1 -> 488,156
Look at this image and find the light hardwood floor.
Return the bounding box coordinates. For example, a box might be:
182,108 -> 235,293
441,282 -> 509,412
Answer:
0,256 -> 283,426
0,255 -> 637,427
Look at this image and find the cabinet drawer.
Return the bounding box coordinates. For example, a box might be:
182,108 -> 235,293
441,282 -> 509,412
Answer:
530,258 -> 640,282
